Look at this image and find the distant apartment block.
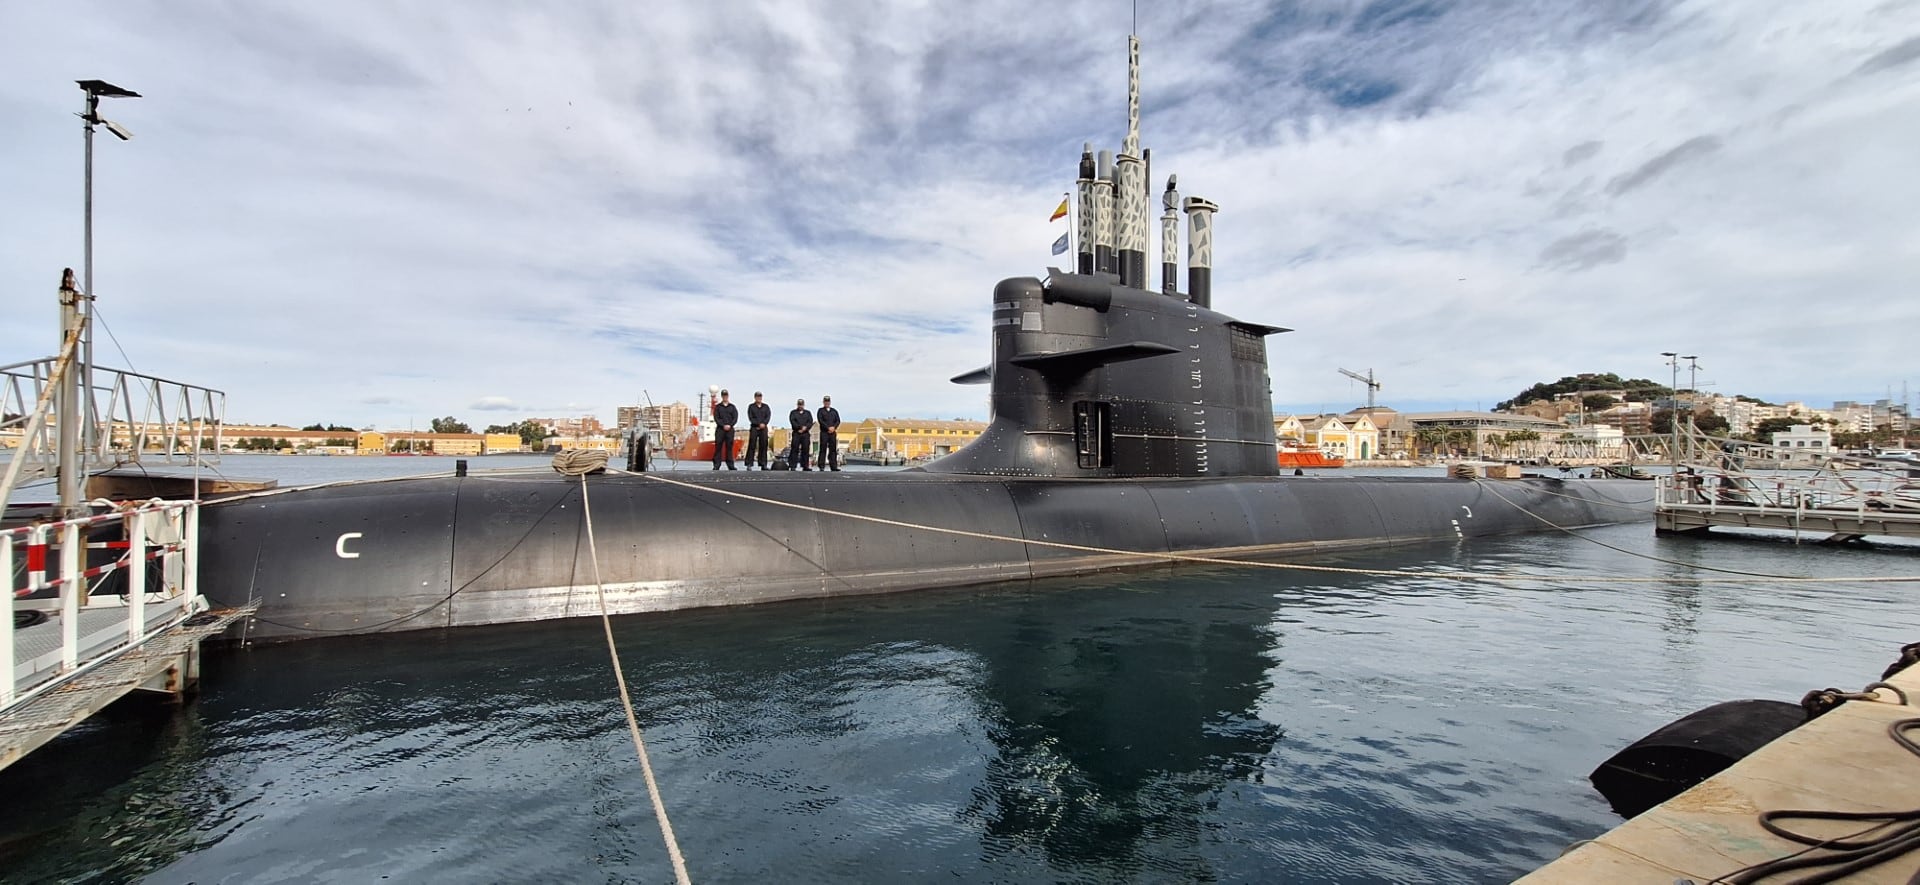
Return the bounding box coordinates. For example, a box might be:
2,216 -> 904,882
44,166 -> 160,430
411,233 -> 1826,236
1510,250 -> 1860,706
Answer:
528,415 -> 605,438
620,402 -> 692,435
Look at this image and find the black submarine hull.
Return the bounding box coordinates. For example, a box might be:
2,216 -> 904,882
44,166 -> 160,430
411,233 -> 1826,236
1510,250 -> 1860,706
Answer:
197,470 -> 1651,640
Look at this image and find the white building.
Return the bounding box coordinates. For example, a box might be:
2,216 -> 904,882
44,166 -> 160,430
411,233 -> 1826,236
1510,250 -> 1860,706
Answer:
1771,424 -> 1832,463
1562,424 -> 1627,460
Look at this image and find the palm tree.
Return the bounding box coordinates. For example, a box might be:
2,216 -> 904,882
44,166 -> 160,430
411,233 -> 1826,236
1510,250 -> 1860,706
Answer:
1507,429 -> 1542,459
1414,427 -> 1446,457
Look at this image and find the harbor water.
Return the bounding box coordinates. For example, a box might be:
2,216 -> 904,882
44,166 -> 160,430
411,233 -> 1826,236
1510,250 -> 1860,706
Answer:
2,455 -> 1916,882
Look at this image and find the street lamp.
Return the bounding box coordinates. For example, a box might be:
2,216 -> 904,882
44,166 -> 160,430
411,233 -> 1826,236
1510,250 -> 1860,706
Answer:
1674,353 -> 1704,458
75,79 -> 139,475
1661,352 -> 1679,469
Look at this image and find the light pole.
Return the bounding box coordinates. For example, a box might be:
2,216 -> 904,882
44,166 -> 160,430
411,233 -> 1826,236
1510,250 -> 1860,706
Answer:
1661,352 -> 1679,469
76,79 -> 140,471
1682,355 -> 1702,460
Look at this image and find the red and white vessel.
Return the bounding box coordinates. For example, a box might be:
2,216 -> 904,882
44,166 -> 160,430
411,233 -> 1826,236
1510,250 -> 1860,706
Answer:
1276,440 -> 1345,469
666,385 -> 746,463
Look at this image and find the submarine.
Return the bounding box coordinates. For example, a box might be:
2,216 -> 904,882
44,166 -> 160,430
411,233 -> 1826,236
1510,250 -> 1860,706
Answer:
195,37 -> 1652,641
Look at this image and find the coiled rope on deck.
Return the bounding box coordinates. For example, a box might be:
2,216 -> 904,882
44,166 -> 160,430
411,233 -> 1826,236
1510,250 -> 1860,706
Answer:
576,473 -> 693,885
629,472 -> 1920,586
553,449 -> 610,476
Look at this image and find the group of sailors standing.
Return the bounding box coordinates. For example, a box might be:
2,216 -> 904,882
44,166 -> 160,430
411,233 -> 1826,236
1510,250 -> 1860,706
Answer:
709,389 -> 841,471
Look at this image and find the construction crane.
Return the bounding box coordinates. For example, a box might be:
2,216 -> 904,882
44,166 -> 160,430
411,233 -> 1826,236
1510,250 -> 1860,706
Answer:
1338,368 -> 1381,410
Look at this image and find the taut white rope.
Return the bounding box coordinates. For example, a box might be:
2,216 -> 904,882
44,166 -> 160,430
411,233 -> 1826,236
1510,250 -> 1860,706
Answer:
578,475 -> 693,885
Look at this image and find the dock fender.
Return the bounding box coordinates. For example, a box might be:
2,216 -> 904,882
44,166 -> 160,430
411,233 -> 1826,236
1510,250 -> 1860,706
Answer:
1588,699 -> 1807,818
1884,641 -> 1920,679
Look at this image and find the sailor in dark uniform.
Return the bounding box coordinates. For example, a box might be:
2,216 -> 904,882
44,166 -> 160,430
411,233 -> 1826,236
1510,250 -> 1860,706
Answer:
711,389 -> 738,470
744,391 -> 772,469
816,395 -> 842,471
788,398 -> 814,471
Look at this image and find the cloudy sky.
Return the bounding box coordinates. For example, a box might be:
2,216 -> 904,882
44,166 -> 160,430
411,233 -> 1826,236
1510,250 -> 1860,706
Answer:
2,1 -> 1915,428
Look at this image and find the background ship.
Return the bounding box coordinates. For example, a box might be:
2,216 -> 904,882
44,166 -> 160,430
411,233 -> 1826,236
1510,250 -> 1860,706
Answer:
659,385 -> 747,464
1276,441 -> 1345,469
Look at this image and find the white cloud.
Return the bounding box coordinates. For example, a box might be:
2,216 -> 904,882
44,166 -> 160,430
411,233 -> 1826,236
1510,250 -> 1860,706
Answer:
2,0 -> 1914,429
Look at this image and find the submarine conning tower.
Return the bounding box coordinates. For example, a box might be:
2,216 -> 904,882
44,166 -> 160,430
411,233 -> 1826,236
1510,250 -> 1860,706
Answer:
926,35 -> 1287,479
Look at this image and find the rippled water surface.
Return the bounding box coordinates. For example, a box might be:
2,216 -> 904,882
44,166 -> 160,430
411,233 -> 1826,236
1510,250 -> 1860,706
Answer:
3,458 -> 1917,883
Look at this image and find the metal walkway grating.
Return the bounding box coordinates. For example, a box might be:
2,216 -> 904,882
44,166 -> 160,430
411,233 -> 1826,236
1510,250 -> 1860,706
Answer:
0,603 -> 256,771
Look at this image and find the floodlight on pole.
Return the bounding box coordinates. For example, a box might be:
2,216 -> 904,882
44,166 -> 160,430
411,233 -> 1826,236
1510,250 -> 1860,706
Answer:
1661,352 -> 1680,470
72,79 -> 140,515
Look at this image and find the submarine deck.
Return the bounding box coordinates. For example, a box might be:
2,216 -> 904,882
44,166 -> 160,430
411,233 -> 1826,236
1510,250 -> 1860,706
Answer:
195,468 -> 1651,640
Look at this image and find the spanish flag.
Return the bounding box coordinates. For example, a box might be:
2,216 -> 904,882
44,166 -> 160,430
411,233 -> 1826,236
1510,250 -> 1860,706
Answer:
1050,196 -> 1069,222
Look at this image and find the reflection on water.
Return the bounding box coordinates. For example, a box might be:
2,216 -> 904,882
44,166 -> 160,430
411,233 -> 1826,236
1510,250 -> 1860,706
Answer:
1,523 -> 1914,883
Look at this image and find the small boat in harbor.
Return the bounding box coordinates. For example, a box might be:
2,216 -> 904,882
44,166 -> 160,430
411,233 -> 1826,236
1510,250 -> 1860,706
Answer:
1276,442 -> 1344,469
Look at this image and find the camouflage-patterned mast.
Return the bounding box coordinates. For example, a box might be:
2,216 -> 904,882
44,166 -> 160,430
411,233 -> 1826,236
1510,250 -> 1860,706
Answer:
1160,176 -> 1180,296
1075,144 -> 1097,275
1093,150 -> 1115,274
1184,196 -> 1218,308
1114,36 -> 1147,289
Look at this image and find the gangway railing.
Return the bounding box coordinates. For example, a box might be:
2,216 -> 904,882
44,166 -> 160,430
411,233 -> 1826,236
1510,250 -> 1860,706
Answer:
1657,471 -> 1920,516
3,498 -> 204,710
1,355 -> 225,495
1653,423 -> 1920,541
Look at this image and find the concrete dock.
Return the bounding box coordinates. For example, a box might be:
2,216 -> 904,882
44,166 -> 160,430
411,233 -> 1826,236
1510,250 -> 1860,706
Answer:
1520,660 -> 1920,882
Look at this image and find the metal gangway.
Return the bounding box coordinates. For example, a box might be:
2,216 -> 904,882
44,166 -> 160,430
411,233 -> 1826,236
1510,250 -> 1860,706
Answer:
2,498 -> 255,771
1652,426 -> 1920,543
1,352 -> 225,506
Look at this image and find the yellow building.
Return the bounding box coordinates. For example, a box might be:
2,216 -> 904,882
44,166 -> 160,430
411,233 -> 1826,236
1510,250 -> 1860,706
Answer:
354,431 -> 483,455
551,435 -> 619,452
483,433 -> 523,454
852,418 -> 987,459
1273,415 -> 1306,446
1296,414 -> 1380,460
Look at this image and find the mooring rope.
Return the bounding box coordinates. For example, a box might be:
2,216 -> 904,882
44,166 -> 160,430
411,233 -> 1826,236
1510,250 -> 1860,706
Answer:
576,473 -> 693,885
1506,480 -> 1654,510
1468,479 -> 1870,580
630,472 -> 1920,586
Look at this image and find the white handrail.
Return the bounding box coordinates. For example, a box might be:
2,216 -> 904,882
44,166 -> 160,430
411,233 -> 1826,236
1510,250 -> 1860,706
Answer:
4,499 -> 203,712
